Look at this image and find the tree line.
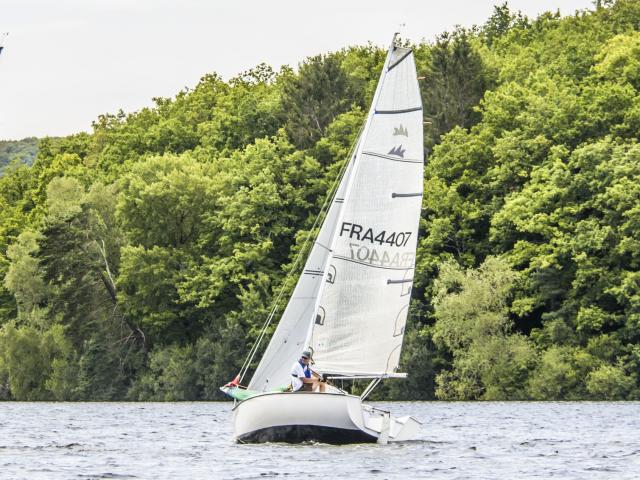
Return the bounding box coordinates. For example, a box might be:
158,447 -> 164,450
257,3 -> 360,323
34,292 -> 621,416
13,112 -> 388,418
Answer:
0,138 -> 39,175
1,1 -> 639,401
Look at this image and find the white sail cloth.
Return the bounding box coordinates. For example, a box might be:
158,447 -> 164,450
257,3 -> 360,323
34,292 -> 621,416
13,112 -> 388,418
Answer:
248,44 -> 423,391
310,46 -> 423,375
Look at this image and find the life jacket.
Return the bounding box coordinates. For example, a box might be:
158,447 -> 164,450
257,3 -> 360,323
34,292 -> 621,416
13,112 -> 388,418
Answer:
298,360 -> 311,378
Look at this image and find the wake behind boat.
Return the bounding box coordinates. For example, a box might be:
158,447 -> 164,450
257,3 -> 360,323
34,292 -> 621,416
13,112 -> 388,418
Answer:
221,34 -> 424,444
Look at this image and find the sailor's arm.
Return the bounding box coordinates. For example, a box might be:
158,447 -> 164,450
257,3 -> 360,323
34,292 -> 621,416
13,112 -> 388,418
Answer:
310,368 -> 326,383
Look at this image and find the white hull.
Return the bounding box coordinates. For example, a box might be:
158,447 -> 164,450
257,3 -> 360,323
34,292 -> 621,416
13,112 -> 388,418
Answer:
232,392 -> 420,444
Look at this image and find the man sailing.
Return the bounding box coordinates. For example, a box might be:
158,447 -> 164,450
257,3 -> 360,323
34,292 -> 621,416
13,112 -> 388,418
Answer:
291,350 -> 326,392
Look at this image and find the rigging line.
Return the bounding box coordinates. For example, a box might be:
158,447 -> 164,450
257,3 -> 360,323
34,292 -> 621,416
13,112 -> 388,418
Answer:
237,121 -> 365,384
314,240 -> 331,252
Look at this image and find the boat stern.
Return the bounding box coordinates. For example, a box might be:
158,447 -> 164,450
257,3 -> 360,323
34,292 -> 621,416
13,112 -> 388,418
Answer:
360,404 -> 422,442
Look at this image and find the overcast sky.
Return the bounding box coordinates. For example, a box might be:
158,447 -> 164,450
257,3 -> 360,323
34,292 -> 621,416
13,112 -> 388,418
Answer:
1,0 -> 594,140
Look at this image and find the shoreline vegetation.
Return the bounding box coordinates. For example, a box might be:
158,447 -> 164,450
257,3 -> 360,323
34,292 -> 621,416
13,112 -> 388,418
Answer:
2,1 -> 640,401
0,138 -> 39,175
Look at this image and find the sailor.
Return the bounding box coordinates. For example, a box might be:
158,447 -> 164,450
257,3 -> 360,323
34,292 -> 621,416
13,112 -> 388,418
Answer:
291,350 -> 325,392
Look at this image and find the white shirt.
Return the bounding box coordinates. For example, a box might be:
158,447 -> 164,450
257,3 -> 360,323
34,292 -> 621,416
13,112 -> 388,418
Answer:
291,361 -> 310,391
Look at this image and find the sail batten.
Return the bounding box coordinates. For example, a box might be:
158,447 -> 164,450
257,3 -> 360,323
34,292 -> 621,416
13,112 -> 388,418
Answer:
375,107 -> 423,115
362,151 -> 422,163
387,49 -> 414,72
331,255 -> 415,271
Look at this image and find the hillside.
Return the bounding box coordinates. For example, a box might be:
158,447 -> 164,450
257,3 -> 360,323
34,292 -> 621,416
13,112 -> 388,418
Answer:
1,1 -> 639,401
0,137 -> 38,174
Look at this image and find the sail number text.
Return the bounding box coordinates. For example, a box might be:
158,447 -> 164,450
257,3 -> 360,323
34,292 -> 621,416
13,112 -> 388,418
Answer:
348,243 -> 415,267
340,222 -> 412,247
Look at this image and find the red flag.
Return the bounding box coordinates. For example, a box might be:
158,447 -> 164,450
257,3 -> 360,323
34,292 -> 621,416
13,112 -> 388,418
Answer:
223,375 -> 240,388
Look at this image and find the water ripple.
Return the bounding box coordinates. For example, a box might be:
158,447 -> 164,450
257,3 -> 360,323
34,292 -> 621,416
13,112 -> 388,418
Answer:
0,402 -> 638,479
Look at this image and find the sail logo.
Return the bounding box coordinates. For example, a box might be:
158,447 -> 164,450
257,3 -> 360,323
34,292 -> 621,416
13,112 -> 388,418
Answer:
326,265 -> 336,284
393,125 -> 408,137
388,145 -> 406,158
394,305 -> 409,336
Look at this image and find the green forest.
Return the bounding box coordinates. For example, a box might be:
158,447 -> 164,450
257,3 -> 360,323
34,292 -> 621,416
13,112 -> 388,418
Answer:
1,1 -> 640,401
0,137 -> 39,175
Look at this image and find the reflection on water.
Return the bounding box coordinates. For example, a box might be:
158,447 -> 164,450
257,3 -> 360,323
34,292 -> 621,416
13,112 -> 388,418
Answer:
0,401 -> 639,479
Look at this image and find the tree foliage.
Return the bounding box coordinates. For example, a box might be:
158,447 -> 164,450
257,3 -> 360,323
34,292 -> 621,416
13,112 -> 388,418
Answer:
1,1 -> 640,400
0,137 -> 39,175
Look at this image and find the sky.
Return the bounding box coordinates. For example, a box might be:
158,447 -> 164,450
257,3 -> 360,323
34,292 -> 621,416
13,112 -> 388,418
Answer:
1,0 -> 594,141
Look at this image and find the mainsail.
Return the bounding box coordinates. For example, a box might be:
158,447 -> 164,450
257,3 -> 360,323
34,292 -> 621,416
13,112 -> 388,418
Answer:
248,38 -> 423,391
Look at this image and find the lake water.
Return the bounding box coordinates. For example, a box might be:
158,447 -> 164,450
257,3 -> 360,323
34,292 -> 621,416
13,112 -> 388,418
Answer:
0,401 -> 638,479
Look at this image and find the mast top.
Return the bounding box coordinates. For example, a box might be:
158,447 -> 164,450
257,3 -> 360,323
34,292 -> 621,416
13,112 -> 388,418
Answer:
393,23 -> 407,48
392,32 -> 400,49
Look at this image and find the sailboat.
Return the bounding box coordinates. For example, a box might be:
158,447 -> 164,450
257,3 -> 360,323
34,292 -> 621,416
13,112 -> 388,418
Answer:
221,34 -> 424,444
